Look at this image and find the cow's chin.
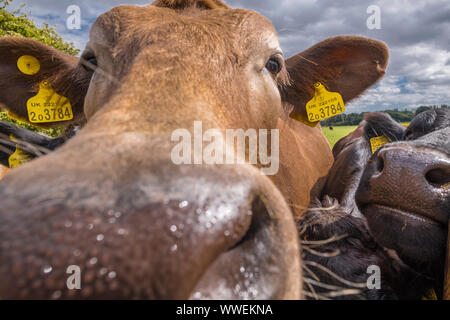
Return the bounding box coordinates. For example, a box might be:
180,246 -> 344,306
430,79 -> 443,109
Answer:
188,202 -> 300,300
188,246 -> 284,300
188,245 -> 298,301
360,204 -> 447,274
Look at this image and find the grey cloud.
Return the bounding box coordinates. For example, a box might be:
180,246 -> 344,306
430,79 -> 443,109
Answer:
7,0 -> 450,112
226,0 -> 450,112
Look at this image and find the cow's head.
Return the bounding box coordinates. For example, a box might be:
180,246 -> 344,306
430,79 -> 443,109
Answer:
0,0 -> 388,299
323,113 -> 405,208
324,111 -> 449,298
356,120 -> 450,285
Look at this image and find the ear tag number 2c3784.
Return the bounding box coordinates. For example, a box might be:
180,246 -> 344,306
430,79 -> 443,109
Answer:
17,55 -> 74,123
306,82 -> 345,122
26,81 -> 74,123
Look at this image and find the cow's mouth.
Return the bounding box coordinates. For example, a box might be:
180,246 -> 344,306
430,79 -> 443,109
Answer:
359,203 -> 448,275
362,203 -> 445,227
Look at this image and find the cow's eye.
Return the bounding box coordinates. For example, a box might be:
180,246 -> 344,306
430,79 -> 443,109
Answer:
81,52 -> 98,72
265,57 -> 282,75
87,56 -> 97,66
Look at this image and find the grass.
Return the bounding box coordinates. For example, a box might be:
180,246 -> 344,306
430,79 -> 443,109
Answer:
322,126 -> 357,148
321,123 -> 410,148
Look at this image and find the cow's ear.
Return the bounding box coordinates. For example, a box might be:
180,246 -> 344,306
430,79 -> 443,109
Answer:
0,37 -> 91,128
362,112 -> 406,141
282,36 -> 389,125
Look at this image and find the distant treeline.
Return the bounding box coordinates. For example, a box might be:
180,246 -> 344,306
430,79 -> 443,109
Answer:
321,105 -> 449,126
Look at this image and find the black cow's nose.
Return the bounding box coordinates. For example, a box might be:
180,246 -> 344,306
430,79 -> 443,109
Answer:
425,166 -> 450,188
373,146 -> 450,189
358,145 -> 450,224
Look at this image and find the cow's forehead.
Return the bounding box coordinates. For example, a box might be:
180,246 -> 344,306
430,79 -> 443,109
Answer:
88,5 -> 280,54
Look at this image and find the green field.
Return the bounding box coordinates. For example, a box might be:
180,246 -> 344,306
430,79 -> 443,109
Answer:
322,126 -> 357,148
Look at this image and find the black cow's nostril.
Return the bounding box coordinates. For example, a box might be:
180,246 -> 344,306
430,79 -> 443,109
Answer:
375,152 -> 385,174
425,167 -> 450,188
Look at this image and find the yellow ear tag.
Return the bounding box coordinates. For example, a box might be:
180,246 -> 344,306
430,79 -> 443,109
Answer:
26,81 -> 73,123
17,55 -> 41,75
306,83 -> 345,122
422,289 -> 438,300
8,135 -> 30,169
290,112 -> 320,127
370,136 -> 390,154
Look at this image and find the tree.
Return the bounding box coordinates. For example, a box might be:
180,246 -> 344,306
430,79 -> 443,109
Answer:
415,106 -> 433,116
0,0 -> 76,137
321,105 -> 449,127
0,0 -> 78,55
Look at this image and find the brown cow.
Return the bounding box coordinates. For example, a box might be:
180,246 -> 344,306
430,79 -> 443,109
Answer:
0,165 -> 8,180
0,0 -> 388,299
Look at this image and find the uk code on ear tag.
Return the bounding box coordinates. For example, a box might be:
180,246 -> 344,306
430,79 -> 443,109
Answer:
8,135 -> 30,169
306,82 -> 345,122
370,136 -> 390,154
26,81 -> 74,123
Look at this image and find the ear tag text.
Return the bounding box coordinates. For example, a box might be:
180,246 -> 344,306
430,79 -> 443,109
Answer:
26,81 -> 74,123
290,112 -> 320,127
306,83 -> 345,122
370,136 -> 390,154
8,135 -> 30,169
17,55 -> 41,75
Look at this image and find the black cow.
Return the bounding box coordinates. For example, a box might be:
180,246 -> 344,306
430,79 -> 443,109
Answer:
299,196 -> 432,300
301,111 -> 449,300
0,121 -> 79,168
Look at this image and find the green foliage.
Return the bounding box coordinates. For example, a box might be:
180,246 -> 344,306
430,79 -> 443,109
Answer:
0,0 -> 77,137
322,105 -> 449,127
0,0 -> 78,55
322,126 -> 356,148
0,112 -> 64,137
415,106 -> 433,116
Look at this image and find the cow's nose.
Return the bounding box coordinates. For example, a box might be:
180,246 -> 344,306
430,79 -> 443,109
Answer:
0,164 -> 301,300
357,145 -> 450,224
139,169 -> 301,300
373,146 -> 450,192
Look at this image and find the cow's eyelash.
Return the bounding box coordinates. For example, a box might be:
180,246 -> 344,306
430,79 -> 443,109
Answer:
80,51 -> 98,72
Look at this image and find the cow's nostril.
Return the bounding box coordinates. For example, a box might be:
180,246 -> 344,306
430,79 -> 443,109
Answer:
425,167 -> 450,188
375,153 -> 385,174
227,197 -> 270,252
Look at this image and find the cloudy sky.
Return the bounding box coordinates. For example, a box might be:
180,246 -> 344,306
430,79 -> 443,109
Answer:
8,0 -> 450,113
